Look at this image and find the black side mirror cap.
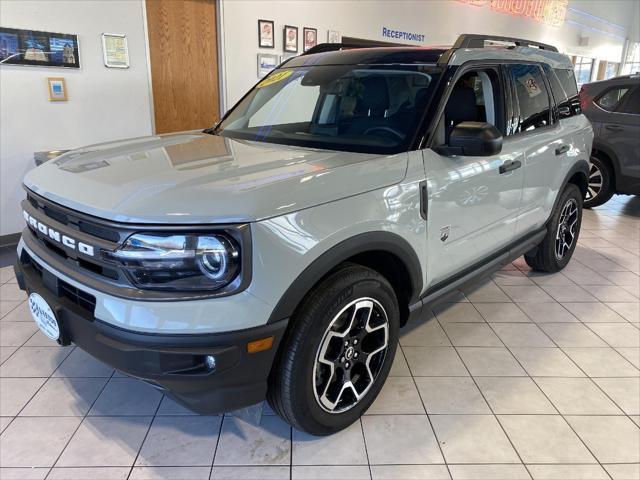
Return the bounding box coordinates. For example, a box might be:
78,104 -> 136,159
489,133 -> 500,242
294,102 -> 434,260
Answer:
435,121 -> 503,157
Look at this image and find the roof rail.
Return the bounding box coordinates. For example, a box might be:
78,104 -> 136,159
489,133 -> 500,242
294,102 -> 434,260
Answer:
453,34 -> 558,52
301,42 -> 394,56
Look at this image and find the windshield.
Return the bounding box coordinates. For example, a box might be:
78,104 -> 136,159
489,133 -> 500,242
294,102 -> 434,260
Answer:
215,64 -> 442,154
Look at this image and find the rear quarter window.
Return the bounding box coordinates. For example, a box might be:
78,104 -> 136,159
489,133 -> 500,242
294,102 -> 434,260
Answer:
596,86 -> 631,111
620,87 -> 640,114
549,68 -> 578,103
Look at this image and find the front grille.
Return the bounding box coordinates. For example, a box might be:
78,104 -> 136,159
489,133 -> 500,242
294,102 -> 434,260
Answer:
26,227 -> 119,280
27,192 -> 122,243
43,205 -> 68,225
78,220 -> 120,242
23,190 -> 127,286
59,281 -> 97,313
22,251 -> 97,315
27,195 -> 39,210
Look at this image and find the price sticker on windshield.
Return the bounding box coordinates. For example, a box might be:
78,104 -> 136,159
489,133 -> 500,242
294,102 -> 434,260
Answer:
257,70 -> 293,88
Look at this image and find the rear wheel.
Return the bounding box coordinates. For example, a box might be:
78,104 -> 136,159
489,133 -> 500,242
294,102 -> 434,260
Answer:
525,183 -> 583,273
584,155 -> 614,208
268,264 -> 399,435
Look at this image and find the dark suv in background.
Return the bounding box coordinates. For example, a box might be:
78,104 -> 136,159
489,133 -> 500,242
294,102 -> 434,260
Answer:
581,74 -> 640,208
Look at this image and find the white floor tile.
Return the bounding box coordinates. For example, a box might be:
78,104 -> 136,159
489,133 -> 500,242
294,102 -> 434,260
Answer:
362,415 -> 443,465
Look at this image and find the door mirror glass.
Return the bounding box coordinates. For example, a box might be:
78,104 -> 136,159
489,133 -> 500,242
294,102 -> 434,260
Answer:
436,121 -> 503,156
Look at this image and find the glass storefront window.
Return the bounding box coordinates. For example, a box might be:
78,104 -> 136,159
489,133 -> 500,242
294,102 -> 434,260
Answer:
604,62 -> 619,79
621,42 -> 640,75
573,56 -> 594,87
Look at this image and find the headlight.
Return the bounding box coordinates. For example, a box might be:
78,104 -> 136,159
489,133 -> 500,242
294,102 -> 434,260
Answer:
106,232 -> 241,291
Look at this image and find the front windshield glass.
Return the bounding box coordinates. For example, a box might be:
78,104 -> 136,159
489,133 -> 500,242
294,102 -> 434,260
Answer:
216,64 -> 442,154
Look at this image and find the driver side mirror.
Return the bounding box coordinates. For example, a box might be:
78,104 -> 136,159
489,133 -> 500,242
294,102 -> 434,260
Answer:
435,121 -> 503,157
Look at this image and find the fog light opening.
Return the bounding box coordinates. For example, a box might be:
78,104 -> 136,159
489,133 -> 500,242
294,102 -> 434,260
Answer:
204,355 -> 217,371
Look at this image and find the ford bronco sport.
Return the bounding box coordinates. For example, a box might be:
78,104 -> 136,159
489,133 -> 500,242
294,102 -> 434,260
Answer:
15,34 -> 592,435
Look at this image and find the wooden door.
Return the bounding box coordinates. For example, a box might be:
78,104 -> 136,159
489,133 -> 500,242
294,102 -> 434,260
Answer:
146,0 -> 220,134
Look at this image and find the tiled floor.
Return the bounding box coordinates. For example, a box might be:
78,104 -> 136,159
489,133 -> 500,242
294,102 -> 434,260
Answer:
0,195 -> 639,480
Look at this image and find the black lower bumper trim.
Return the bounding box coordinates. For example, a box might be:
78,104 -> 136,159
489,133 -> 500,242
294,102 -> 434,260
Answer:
14,256 -> 288,414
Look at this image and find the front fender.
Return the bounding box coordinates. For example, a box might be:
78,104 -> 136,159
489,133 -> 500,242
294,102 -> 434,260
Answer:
248,180 -> 427,325
265,230 -> 423,324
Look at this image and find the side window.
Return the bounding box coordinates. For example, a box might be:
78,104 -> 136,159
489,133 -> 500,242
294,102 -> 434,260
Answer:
507,64 -> 552,133
549,68 -> 578,103
438,68 -> 504,144
619,87 -> 640,114
596,87 -> 631,111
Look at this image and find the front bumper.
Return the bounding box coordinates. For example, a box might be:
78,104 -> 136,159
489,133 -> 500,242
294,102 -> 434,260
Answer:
14,254 -> 288,414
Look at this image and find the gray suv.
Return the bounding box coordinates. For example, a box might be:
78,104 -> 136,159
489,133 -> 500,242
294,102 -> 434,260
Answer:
14,34 -> 593,435
580,74 -> 640,207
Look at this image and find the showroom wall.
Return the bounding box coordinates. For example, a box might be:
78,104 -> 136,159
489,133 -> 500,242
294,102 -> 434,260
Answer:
0,0 -> 154,237
219,0 -> 636,107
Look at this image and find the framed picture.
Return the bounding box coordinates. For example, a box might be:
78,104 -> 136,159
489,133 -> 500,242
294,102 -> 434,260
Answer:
258,19 -> 274,48
257,53 -> 278,78
327,30 -> 341,43
47,77 -> 67,101
303,27 -> 317,52
283,25 -> 298,53
102,33 -> 129,68
0,27 -> 80,68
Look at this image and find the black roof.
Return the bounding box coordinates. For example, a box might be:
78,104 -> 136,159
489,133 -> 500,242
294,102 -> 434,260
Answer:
281,35 -> 563,69
284,47 -> 447,67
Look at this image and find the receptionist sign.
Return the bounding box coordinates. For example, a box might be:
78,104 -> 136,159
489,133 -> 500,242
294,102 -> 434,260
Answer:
381,27 -> 425,43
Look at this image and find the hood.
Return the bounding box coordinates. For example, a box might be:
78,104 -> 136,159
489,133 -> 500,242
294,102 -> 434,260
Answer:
23,133 -> 408,224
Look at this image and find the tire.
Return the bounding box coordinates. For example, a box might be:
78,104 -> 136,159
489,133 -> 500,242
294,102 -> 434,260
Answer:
584,155 -> 614,209
525,183 -> 583,273
267,263 -> 399,435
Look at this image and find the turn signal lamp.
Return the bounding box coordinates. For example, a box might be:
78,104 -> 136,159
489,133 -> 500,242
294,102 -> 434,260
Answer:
247,336 -> 274,354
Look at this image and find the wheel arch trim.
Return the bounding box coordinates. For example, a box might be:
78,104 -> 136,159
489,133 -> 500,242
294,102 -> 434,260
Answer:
591,141 -> 620,189
556,159 -> 589,209
266,231 -> 423,324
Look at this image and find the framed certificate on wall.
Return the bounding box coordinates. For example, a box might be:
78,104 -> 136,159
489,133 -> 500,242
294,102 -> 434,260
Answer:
102,33 -> 129,68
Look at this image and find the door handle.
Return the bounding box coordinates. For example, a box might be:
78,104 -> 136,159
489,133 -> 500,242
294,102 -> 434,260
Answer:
419,180 -> 428,220
555,145 -> 570,155
605,125 -> 624,132
499,160 -> 522,174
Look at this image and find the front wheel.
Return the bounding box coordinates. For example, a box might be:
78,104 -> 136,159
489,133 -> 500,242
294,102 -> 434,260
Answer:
525,183 -> 583,273
267,264 -> 399,435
